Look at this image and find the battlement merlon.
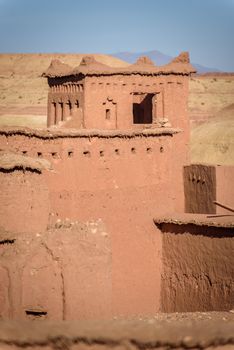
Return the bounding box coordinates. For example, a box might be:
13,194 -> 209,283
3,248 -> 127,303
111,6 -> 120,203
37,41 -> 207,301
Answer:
43,52 -> 196,130
42,52 -> 196,78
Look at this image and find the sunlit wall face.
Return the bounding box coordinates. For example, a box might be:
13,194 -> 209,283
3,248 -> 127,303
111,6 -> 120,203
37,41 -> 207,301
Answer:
0,0 -> 233,71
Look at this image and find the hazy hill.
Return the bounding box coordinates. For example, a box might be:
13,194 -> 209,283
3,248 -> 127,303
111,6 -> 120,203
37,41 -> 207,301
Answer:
188,75 -> 234,127
112,50 -> 172,65
0,53 -> 129,77
191,108 -> 234,165
112,50 -> 220,73
0,53 -> 129,110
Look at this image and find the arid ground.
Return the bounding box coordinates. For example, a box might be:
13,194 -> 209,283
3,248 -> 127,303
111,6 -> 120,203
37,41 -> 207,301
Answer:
189,75 -> 234,165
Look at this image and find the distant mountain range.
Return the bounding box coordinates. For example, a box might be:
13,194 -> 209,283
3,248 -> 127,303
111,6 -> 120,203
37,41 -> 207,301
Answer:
112,50 -> 220,74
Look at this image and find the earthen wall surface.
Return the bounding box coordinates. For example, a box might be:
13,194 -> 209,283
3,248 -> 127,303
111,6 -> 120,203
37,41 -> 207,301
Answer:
216,165 -> 234,214
0,54 -> 197,319
83,75 -> 188,131
1,131 -> 178,317
0,171 -> 49,233
184,164 -> 216,214
0,222 -> 112,320
159,223 -> 234,312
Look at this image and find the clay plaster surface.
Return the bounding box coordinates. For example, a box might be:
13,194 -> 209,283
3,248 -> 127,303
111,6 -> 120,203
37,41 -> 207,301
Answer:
0,313 -> 234,350
0,129 -> 174,317
0,221 -> 112,320
155,216 -> 234,312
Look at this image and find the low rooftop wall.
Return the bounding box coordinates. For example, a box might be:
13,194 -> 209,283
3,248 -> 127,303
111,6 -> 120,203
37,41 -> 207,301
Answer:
154,214 -> 234,312
0,315 -> 234,350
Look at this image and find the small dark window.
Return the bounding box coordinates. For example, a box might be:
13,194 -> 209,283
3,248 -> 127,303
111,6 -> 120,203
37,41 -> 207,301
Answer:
22,151 -> 27,155
106,109 -> 111,120
0,239 -> 15,245
160,146 -> 164,153
25,310 -> 47,320
51,152 -> 58,158
131,147 -> 136,154
115,149 -> 119,155
146,147 -> 152,154
99,150 -> 104,157
83,151 -> 90,157
67,101 -> 72,116
68,151 -> 74,158
37,152 -> 42,158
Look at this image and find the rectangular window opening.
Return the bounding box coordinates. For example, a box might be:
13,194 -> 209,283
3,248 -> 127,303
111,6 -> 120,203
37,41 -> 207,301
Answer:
25,310 -> 48,319
83,151 -> 91,157
106,109 -> 111,120
0,239 -> 15,245
133,93 -> 154,124
147,147 -> 152,154
51,152 -> 58,159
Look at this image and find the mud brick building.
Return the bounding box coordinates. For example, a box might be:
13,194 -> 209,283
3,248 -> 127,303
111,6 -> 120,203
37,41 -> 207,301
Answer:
44,54 -> 194,132
0,53 -> 233,320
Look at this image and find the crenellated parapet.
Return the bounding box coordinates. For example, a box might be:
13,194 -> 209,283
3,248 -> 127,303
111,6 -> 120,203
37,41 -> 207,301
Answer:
43,52 -> 196,130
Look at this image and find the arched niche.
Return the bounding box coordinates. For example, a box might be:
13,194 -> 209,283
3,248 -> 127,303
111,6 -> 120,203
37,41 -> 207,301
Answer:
22,246 -> 64,320
102,96 -> 117,129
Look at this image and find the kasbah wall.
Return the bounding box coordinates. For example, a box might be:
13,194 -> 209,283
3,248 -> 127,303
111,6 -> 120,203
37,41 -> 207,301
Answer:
0,53 -> 233,320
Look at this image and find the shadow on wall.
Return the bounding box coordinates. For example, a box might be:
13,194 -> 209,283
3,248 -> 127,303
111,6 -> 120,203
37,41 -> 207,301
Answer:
184,164 -> 234,215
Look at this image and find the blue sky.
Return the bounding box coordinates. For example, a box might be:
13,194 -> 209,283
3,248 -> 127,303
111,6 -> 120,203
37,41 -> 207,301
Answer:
0,0 -> 234,71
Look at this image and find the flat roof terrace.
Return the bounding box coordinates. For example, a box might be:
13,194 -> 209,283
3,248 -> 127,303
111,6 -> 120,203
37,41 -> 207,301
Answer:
154,213 -> 234,229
